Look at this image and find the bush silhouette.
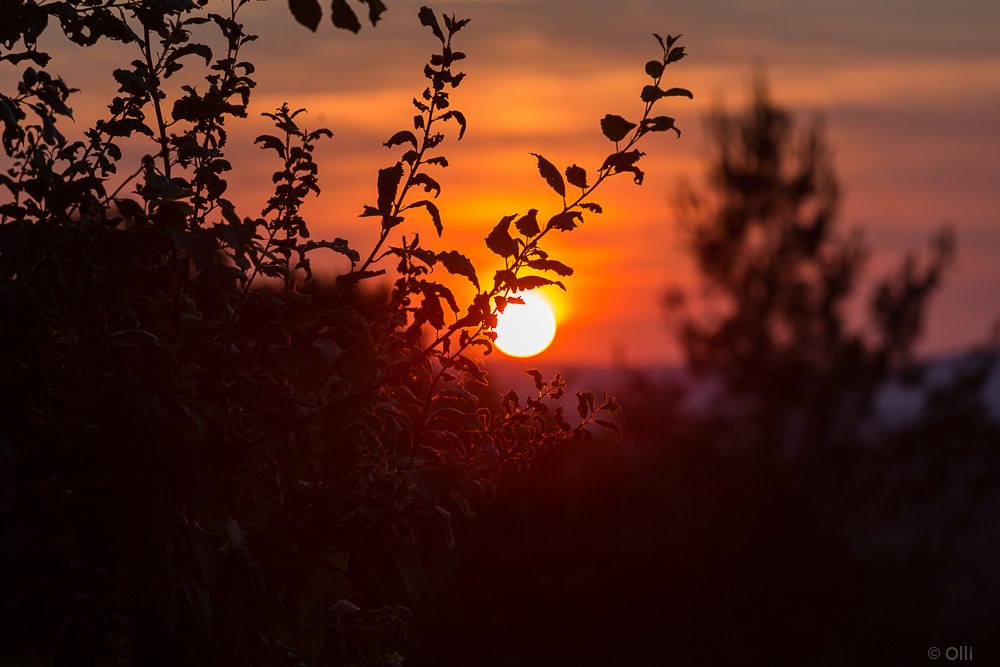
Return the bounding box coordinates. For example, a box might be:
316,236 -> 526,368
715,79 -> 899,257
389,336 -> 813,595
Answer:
0,2 -> 692,664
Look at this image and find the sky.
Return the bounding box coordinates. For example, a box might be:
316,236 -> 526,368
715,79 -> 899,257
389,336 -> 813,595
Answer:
9,0 -> 1000,368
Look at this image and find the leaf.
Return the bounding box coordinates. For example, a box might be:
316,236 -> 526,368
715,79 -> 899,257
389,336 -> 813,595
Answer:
486,215 -> 518,257
600,114 -> 636,143
546,211 -> 582,232
514,209 -> 540,237
442,109 -> 467,139
411,173 -> 441,198
645,60 -> 664,79
565,164 -> 588,189
641,116 -> 680,138
377,162 -> 404,215
331,0 -> 361,32
663,87 -> 693,99
301,238 -> 361,263
579,202 -> 603,214
408,199 -> 443,236
526,368 -> 545,392
641,85 -> 665,103
594,419 -> 622,440
437,250 -> 479,289
527,258 -> 573,277
530,153 -> 565,197
384,130 -> 418,150
364,0 -> 387,26
418,6 -> 445,43
289,0 -> 322,30
601,150 -> 646,184
576,391 -> 591,419
255,134 -> 286,158
515,275 -> 564,291
666,46 -> 687,64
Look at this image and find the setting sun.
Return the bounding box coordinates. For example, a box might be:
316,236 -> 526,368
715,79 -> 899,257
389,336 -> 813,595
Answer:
493,291 -> 557,358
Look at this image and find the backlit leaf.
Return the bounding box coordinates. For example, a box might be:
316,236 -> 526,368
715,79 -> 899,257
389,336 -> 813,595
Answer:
437,250 -> 479,289
377,162 -> 404,215
515,275 -> 565,291
514,209 -> 540,237
331,0 -> 361,32
486,215 -> 518,257
547,211 -> 582,231
384,130 -> 418,149
530,153 -> 565,197
641,115 -> 680,137
663,87 -> 693,99
527,258 -> 573,277
288,0 -> 321,31
408,199 -> 443,236
600,114 -> 635,142
418,6 -> 445,43
645,60 -> 664,79
565,164 -> 588,189
641,85 -> 665,103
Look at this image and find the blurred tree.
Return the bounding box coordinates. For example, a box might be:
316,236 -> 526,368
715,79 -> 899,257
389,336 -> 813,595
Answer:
665,75 -> 956,454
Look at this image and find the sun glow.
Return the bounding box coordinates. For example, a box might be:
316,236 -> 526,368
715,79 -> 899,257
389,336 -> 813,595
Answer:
493,291 -> 557,358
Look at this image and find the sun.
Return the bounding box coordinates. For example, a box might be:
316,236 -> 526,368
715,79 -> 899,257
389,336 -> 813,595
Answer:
493,291 -> 557,358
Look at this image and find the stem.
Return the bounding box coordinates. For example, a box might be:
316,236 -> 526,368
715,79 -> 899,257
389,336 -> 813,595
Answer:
143,25 -> 171,180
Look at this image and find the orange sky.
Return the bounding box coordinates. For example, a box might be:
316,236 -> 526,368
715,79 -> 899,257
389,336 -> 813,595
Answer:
6,0 -> 999,367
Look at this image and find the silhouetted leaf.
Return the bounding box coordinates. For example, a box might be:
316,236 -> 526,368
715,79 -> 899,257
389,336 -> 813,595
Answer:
408,199 -> 442,235
514,209 -> 540,237
289,0 -> 322,31
641,85 -> 665,103
516,276 -> 564,291
666,46 -> 687,64
547,211 -> 582,231
663,87 -> 693,99
301,238 -> 361,263
579,202 -> 603,214
418,6 -> 445,43
600,114 -> 635,142
641,115 -> 680,137
526,368 -> 545,392
443,13 -> 471,35
384,130 -> 418,149
331,0 -> 360,32
565,164 -> 588,189
645,60 -> 664,79
486,215 -> 518,257
527,258 -> 573,276
441,110 -> 467,139
363,0 -> 386,26
411,173 -> 441,197
377,162 -> 403,215
438,250 -> 479,289
530,153 -> 565,197
602,150 -> 645,184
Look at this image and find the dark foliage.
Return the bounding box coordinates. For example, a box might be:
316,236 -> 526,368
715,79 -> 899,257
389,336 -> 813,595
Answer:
0,2 -> 692,665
